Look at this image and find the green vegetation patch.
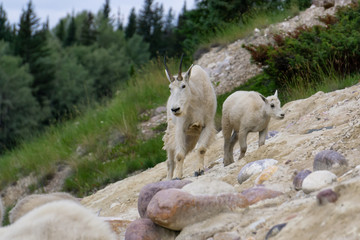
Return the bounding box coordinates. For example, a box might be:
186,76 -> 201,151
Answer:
243,3 -> 360,90
64,135 -> 166,196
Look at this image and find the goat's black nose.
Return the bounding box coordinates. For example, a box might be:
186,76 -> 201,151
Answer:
280,113 -> 285,118
171,107 -> 180,113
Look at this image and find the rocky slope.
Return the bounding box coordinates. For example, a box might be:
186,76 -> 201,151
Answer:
80,1 -> 360,239
82,78 -> 360,239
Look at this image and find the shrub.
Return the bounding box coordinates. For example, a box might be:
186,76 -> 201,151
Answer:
243,4 -> 360,88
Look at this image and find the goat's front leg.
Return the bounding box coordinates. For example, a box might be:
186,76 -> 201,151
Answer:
174,125 -> 186,179
194,123 -> 214,176
258,127 -> 268,147
166,149 -> 175,180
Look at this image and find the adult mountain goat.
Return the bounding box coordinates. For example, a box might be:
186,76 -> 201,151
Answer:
222,90 -> 285,166
9,192 -> 78,223
0,200 -> 116,240
163,56 -> 216,179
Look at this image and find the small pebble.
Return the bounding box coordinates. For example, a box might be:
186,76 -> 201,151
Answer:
265,223 -> 287,240
317,189 -> 338,205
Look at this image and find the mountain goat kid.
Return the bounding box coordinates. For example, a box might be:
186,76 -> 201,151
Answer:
222,90 -> 285,166
163,56 -> 216,179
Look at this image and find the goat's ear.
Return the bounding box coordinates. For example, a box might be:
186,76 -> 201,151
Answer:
165,69 -> 173,82
274,90 -> 278,98
184,64 -> 194,82
259,93 -> 268,103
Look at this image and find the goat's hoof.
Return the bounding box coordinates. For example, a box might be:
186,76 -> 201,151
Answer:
172,177 -> 182,180
194,170 -> 204,177
223,161 -> 234,167
223,158 -> 234,167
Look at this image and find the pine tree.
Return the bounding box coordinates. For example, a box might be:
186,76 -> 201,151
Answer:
15,0 -> 40,63
55,19 -> 66,43
0,4 -> 12,42
174,2 -> 187,55
80,12 -> 97,46
64,15 -> 76,46
150,3 -> 164,57
137,0 -> 153,43
125,8 -> 136,39
162,8 -> 176,56
116,7 -> 124,31
15,0 -> 55,117
103,0 -> 111,20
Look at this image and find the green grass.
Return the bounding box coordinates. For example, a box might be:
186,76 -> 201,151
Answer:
63,135 -> 166,196
282,71 -> 360,103
0,59 -> 171,194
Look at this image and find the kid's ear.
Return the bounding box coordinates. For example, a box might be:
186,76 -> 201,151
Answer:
259,93 -> 268,103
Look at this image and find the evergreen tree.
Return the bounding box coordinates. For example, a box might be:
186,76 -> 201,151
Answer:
125,8 -> 136,39
162,8 -> 176,56
0,4 -> 12,42
174,2 -> 187,55
0,41 -> 42,151
150,3 -> 164,56
103,0 -> 111,20
137,0 -> 166,57
15,0 -> 55,119
80,12 -> 97,46
55,19 -> 66,43
14,0 -> 40,63
64,15 -> 76,46
137,0 -> 153,43
116,7 -> 124,31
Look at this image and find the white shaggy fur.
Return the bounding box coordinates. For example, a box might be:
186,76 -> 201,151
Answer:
163,63 -> 217,179
222,90 -> 285,165
0,200 -> 116,240
9,192 -> 79,224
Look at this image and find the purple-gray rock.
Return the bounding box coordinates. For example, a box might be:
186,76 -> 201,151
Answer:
313,150 -> 348,171
124,218 -> 177,240
265,223 -> 287,240
293,170 -> 312,191
266,131 -> 279,139
146,189 -> 249,231
138,180 -> 191,218
317,189 -> 338,205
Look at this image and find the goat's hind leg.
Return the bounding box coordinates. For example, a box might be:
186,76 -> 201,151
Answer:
223,124 -> 236,166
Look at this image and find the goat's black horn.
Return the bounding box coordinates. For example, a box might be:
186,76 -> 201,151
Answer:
178,54 -> 184,81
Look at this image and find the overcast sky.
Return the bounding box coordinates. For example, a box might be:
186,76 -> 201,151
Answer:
2,0 -> 196,29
